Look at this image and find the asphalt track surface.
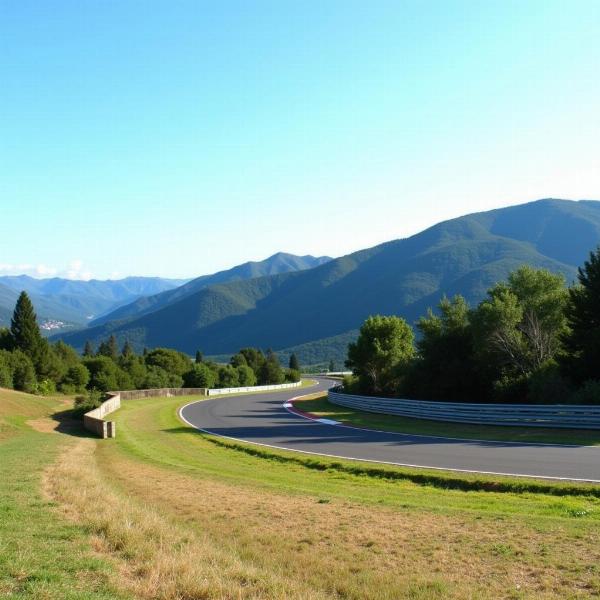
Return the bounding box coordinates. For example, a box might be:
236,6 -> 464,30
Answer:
179,378 -> 600,482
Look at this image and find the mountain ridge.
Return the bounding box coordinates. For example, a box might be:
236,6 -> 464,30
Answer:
53,199 -> 600,361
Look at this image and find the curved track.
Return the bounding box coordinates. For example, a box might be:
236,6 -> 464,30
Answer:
180,378 -> 600,482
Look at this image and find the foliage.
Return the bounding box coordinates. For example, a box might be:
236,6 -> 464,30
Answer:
60,363 -> 90,393
288,353 -> 300,371
236,364 -> 257,386
72,389 -> 104,419
182,363 -> 217,388
569,380 -> 600,405
0,351 -> 13,388
285,368 -> 301,383
258,349 -> 285,385
346,315 -> 415,395
97,334 -> 118,361
561,246 -> 600,384
9,349 -> 37,393
82,356 -> 119,392
144,347 -> 191,377
218,365 -> 240,388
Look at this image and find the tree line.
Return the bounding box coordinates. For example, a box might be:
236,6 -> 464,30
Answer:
0,292 -> 301,402
345,247 -> 600,404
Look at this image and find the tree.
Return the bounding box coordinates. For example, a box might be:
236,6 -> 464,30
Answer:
83,356 -> 119,392
0,328 -> 13,351
346,315 -> 415,395
239,348 -> 266,376
289,353 -> 300,371
230,352 -> 248,368
236,364 -> 257,386
406,295 -> 483,401
61,363 -> 90,393
258,349 -> 284,385
561,247 -> 600,383
9,350 -> 37,393
144,347 -> 191,377
328,360 -> 335,373
83,340 -> 95,357
0,351 -> 13,388
195,350 -> 203,364
218,365 -> 240,388
183,363 -> 217,388
97,335 -> 118,361
473,267 -> 568,380
122,340 -> 134,357
10,292 -> 43,360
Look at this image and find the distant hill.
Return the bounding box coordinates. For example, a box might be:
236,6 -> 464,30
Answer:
89,252 -> 331,326
54,199 -> 600,362
0,275 -> 187,331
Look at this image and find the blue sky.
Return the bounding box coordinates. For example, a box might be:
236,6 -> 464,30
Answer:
1,1 -> 599,280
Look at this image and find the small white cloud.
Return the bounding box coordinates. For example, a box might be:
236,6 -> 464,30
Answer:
0,260 -> 93,280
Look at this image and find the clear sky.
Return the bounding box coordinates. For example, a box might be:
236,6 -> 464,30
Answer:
1,1 -> 599,280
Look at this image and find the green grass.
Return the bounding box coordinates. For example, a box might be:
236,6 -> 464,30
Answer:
0,390 -> 125,599
295,393 -> 600,446
109,394 -> 600,519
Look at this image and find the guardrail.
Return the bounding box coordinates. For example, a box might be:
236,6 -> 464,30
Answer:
328,387 -> 600,429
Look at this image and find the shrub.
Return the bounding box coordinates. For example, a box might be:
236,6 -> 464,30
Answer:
528,361 -> 572,404
182,363 -> 217,388
34,379 -> 56,396
342,375 -> 359,393
60,363 -> 90,393
236,364 -> 256,387
285,368 -> 301,383
0,352 -> 12,388
569,380 -> 600,405
218,365 -> 240,388
10,350 -> 37,393
72,389 -> 104,419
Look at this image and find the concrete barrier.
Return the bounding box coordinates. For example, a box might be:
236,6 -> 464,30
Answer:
83,392 -> 121,439
206,381 -> 301,396
84,381 -> 302,437
328,387 -> 600,430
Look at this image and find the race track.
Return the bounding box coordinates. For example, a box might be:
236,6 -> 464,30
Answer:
179,378 -> 600,482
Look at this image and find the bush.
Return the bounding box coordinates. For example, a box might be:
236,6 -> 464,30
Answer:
10,350 -> 37,393
284,368 -> 301,383
72,389 -> 104,419
34,379 -> 56,396
342,375 -> 359,393
0,352 -> 12,388
569,380 -> 600,405
182,363 -> 217,388
60,363 -> 90,393
528,361 -> 572,404
236,364 -> 256,387
83,356 -> 118,392
218,365 -> 240,388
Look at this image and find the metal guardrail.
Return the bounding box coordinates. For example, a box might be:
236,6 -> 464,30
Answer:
328,387 -> 600,429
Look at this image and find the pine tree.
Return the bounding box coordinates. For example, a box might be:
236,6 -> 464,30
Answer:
98,335 -> 118,361
329,359 -> 335,373
289,353 -> 300,371
10,292 -> 42,360
83,340 -> 94,357
122,340 -> 134,357
562,247 -> 600,383
195,350 -> 203,364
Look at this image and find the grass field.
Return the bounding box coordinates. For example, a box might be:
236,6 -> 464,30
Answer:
2,386 -> 600,599
295,393 -> 600,446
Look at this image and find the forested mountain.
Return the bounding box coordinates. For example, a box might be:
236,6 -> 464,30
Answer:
0,276 -> 187,330
89,252 -> 331,326
55,199 -> 600,362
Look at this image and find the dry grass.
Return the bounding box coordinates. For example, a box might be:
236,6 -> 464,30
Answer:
44,439 -> 327,600
94,446 -> 600,600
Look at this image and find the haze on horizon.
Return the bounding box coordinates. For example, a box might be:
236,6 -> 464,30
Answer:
1,1 -> 599,280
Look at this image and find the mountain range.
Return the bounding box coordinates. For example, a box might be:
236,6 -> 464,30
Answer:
53,199 -> 600,363
0,276 -> 188,332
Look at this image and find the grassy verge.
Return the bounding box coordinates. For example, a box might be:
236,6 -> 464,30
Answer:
295,393 -> 600,446
6,385 -> 600,598
0,389 -> 124,599
91,393 -> 600,598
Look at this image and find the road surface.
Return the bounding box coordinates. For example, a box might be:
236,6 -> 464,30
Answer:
179,378 -> 600,482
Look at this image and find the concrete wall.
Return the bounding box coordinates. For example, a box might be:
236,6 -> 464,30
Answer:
119,387 -> 207,400
206,381 -> 301,396
83,392 -> 121,439
84,381 -> 301,438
